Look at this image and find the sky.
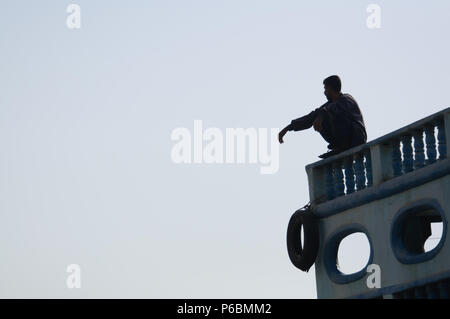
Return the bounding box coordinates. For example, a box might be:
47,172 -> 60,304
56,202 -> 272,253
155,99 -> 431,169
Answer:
0,1 -> 449,298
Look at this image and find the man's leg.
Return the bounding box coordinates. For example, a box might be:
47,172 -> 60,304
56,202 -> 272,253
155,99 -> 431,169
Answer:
349,126 -> 367,148
318,111 -> 338,150
317,112 -> 355,158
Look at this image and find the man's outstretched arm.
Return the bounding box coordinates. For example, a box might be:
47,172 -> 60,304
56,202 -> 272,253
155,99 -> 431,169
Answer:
279,109 -> 319,144
289,110 -> 318,131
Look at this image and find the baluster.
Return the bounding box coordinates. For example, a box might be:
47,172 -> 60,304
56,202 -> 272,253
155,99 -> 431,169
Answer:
364,149 -> 373,187
344,157 -> 355,194
401,134 -> 414,173
332,160 -> 345,197
425,124 -> 437,164
391,139 -> 402,177
354,153 -> 366,191
413,129 -> 425,169
437,119 -> 447,160
325,164 -> 335,200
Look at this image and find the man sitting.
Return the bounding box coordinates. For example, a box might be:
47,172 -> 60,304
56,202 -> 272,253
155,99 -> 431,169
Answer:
279,75 -> 367,159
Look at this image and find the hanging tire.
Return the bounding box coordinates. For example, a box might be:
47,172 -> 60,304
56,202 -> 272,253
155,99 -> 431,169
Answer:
286,207 -> 319,272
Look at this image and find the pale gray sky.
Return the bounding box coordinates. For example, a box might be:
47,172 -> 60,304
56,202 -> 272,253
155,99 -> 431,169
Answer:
1,1 -> 449,298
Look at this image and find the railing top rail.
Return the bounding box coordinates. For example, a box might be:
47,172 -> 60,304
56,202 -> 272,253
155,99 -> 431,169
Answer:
306,106 -> 450,170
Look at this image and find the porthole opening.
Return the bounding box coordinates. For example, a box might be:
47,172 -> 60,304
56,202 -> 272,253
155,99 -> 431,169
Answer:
401,208 -> 442,254
337,232 -> 371,275
391,201 -> 447,264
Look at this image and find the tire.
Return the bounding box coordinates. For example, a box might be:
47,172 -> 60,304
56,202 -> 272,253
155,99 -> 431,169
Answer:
286,208 -> 319,272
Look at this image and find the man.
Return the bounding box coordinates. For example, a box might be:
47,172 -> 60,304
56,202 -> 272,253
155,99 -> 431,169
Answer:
279,75 -> 367,159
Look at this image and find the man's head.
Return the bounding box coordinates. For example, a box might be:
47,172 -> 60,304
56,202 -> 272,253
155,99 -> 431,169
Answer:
323,75 -> 342,102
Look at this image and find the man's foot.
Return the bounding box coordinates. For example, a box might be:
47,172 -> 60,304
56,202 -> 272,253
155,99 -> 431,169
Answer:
318,149 -> 341,159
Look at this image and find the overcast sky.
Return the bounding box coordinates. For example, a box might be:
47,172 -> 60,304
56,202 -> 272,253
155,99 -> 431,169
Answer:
1,1 -> 449,298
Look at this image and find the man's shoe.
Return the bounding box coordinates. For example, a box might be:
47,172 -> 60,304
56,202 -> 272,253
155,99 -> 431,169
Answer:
318,149 -> 341,159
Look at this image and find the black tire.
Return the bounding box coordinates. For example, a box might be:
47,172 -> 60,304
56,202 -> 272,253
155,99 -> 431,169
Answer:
286,208 -> 319,272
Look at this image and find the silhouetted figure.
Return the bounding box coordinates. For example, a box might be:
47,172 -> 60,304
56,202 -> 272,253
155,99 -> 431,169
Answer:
279,75 -> 367,159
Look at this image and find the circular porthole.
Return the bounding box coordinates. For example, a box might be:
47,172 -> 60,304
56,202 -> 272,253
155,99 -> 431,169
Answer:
324,225 -> 373,284
391,199 -> 447,264
337,232 -> 371,275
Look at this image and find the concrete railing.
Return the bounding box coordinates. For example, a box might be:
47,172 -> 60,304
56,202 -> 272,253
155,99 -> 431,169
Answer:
306,107 -> 450,206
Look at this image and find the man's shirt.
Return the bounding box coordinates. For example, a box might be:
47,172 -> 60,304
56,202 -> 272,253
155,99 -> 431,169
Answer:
287,93 -> 367,146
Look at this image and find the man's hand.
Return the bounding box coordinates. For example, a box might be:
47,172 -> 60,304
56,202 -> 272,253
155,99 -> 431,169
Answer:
279,127 -> 288,144
313,115 -> 323,132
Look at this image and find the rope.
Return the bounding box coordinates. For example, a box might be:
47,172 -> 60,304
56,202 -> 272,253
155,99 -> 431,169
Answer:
298,194 -> 327,216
